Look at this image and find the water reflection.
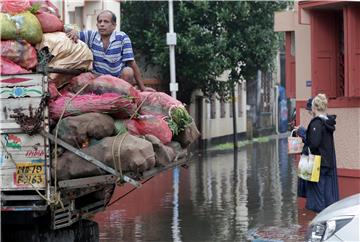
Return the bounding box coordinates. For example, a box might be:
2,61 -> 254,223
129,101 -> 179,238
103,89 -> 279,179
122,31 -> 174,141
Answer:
94,138 -> 303,242
172,167 -> 181,242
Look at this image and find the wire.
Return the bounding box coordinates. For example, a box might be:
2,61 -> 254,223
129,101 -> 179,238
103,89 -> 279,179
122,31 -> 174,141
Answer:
107,176 -> 154,207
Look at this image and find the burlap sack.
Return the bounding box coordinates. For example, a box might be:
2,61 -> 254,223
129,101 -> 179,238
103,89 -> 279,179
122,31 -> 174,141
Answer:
53,134 -> 155,180
173,120 -> 200,148
55,113 -> 115,148
167,141 -> 188,161
36,32 -> 93,86
144,134 -> 175,166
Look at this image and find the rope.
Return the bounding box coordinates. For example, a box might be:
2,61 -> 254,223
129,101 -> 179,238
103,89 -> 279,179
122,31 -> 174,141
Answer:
168,104 -> 177,119
52,83 -> 89,207
107,176 -> 154,207
110,93 -> 150,183
111,133 -> 128,181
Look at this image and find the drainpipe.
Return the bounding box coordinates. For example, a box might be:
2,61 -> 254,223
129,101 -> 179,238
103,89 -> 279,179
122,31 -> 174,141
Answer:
167,0 -> 178,98
256,70 -> 261,128
274,85 -> 280,134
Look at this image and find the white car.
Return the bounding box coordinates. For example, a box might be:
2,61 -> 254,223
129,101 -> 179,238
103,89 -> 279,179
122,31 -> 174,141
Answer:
306,193 -> 360,242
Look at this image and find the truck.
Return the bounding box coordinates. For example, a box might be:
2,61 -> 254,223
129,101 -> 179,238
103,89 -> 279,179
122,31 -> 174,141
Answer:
0,71 -> 190,230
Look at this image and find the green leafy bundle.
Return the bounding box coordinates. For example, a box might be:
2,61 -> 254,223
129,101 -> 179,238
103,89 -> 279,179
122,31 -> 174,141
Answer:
167,106 -> 193,136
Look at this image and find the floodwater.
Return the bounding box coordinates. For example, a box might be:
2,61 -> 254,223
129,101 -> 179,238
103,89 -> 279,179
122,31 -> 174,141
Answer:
94,137 -> 317,242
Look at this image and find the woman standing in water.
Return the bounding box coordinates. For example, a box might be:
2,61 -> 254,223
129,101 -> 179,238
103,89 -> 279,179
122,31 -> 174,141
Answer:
297,93 -> 339,213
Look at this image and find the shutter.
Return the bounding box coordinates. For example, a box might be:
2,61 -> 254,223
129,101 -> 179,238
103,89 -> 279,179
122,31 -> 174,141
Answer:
345,6 -> 360,97
285,32 -> 296,98
311,11 -> 339,98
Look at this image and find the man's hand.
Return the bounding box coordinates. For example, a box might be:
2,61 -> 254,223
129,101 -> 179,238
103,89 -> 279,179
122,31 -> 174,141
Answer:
143,87 -> 156,92
66,29 -> 79,43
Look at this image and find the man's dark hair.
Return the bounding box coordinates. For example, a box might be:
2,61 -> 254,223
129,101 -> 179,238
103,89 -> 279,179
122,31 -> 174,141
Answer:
97,10 -> 116,24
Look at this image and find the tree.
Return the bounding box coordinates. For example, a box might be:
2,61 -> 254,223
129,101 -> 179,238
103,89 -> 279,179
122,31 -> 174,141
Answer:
121,1 -> 288,104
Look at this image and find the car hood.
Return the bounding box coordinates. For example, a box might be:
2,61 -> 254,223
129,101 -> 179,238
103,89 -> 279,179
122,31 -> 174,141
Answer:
311,193 -> 360,224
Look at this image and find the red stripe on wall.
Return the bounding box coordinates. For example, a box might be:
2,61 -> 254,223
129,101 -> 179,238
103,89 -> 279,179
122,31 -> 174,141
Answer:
338,168 -> 360,178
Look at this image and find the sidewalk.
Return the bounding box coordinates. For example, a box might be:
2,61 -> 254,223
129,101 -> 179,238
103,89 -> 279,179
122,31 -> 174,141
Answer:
206,131 -> 290,154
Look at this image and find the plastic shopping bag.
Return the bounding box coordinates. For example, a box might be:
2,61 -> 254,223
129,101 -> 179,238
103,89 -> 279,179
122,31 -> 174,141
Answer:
298,148 -> 321,182
288,129 -> 304,154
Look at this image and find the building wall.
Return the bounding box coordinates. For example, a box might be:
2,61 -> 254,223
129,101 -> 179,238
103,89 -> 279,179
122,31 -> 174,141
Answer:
294,22 -> 311,100
274,5 -> 311,101
190,83 -> 247,140
299,107 -> 360,170
275,2 -> 360,176
56,0 -> 121,31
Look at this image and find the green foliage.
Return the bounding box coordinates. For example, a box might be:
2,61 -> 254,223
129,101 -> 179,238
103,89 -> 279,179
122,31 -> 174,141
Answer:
167,106 -> 193,135
121,1 -> 289,104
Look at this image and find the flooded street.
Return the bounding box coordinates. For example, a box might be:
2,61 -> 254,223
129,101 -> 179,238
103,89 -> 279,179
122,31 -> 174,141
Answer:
94,137 -> 316,242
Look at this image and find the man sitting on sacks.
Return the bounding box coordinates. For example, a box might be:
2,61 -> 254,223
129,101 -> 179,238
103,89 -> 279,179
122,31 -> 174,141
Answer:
66,10 -> 154,92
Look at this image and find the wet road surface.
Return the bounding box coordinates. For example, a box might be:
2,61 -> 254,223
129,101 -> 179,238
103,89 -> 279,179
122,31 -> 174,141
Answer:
94,138 -> 317,242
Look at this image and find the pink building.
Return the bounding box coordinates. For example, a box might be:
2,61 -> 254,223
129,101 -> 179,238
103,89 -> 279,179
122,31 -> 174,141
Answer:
274,1 -> 360,197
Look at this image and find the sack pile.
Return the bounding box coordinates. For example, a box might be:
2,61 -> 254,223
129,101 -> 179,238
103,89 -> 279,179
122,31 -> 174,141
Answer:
50,71 -> 200,180
1,0 -> 92,78
1,0 -> 200,181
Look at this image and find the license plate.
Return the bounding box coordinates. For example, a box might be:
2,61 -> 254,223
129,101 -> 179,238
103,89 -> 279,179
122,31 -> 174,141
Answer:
16,163 -> 45,185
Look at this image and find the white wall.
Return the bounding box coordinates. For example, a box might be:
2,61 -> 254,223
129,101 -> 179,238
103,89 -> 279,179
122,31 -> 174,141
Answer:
60,0 -> 121,31
190,82 -> 247,140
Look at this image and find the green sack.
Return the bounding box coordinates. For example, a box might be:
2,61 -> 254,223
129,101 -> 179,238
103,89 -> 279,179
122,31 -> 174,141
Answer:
0,12 -> 43,44
0,13 -> 17,40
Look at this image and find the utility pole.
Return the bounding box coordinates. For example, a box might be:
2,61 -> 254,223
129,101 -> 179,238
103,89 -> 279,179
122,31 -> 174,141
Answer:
168,3 -> 181,241
232,83 -> 238,151
167,0 -> 178,99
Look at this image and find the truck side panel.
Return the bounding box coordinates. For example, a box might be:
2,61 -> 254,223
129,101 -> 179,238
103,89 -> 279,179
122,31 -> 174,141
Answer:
1,74 -> 51,210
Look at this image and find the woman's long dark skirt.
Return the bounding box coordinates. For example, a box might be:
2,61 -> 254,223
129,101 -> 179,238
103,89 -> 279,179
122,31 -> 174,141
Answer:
302,166 -> 339,213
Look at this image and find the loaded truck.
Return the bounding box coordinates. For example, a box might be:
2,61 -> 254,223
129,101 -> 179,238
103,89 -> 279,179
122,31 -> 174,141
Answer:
0,71 -> 191,230
1,0 -> 199,230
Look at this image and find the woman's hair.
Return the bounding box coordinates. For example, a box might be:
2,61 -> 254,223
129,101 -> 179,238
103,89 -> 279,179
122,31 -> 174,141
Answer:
312,93 -> 328,112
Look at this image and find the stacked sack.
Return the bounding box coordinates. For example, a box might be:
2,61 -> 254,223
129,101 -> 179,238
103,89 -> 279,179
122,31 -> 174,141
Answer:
50,72 -> 200,180
0,1 -> 200,181
0,0 -> 63,75
0,0 -> 92,79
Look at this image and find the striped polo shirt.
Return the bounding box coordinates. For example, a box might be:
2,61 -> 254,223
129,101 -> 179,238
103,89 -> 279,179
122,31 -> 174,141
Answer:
79,30 -> 134,77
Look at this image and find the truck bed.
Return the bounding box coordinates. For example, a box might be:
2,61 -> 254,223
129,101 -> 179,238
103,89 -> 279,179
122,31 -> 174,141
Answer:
1,73 -> 190,230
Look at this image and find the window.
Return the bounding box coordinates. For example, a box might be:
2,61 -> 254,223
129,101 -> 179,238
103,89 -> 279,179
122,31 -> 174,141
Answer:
345,6 -> 360,97
237,84 -> 243,117
285,31 -> 296,98
229,102 -> 233,117
311,6 -> 360,98
311,10 -> 339,98
220,101 -> 226,118
210,96 -> 216,119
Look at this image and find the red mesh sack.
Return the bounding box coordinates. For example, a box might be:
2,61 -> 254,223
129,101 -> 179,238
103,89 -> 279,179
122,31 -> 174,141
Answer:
69,74 -> 140,101
0,57 -> 31,75
70,72 -> 98,84
30,0 -> 60,17
139,91 -> 183,117
35,12 -> 63,33
1,0 -> 30,14
49,92 -> 137,120
126,115 -> 172,144
1,40 -> 38,69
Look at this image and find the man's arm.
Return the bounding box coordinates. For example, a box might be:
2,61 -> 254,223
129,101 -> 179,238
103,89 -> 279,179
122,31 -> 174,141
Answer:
66,29 -> 79,43
126,60 -> 146,91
